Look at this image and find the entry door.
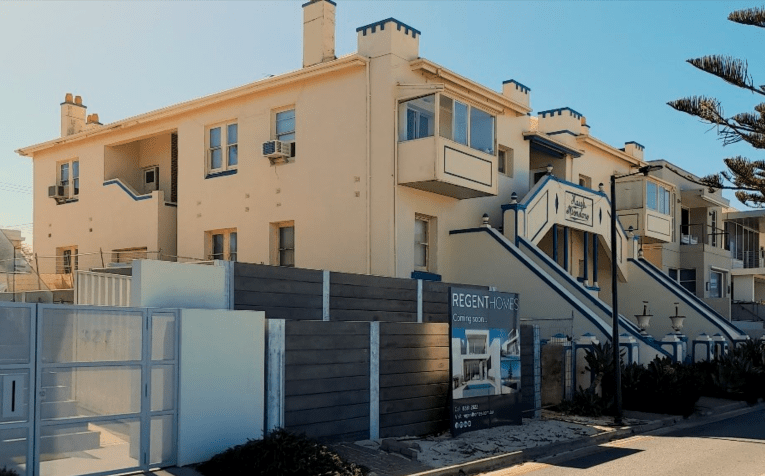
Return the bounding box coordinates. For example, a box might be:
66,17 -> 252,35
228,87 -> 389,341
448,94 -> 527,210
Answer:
0,303 -> 35,476
33,305 -> 178,476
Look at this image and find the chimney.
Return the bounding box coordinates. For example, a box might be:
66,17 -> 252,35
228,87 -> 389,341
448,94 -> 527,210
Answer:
502,80 -> 530,109
357,18 -> 420,61
61,93 -> 86,137
624,141 -> 644,161
303,0 -> 336,68
85,113 -> 103,131
536,107 -> 583,147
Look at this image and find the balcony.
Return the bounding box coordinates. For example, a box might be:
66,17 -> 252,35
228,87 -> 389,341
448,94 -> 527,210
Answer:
104,131 -> 176,204
398,136 -> 497,199
396,92 -> 498,199
615,176 -> 674,243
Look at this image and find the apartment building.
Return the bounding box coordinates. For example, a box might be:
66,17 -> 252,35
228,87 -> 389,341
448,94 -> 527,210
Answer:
16,0 -> 750,352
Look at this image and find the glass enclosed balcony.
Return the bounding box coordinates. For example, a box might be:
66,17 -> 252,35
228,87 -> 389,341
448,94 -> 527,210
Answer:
397,93 -> 498,199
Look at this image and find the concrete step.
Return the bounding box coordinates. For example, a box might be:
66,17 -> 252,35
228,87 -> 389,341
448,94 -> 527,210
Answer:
42,370 -> 72,388
41,400 -> 78,419
41,385 -> 72,401
1,426 -> 101,458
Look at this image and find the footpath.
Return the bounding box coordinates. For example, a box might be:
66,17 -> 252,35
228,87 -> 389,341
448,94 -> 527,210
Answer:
330,396 -> 763,476
144,397 -> 762,476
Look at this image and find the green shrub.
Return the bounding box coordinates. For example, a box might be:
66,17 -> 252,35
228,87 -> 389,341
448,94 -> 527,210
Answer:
557,387 -> 606,417
0,467 -> 19,476
196,429 -> 369,476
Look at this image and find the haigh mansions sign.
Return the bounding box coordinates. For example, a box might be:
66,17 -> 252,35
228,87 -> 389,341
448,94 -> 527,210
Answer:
449,287 -> 521,436
564,190 -> 593,227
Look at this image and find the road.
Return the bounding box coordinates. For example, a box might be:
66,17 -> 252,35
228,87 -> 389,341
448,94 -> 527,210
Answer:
485,408 -> 765,476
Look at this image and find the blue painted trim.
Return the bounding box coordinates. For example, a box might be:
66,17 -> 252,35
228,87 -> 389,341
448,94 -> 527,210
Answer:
585,286 -> 600,291
583,231 -> 589,283
593,235 -> 598,284
57,198 -> 79,205
164,202 -> 177,208
552,224 -> 559,265
356,18 -> 420,38
625,140 -> 645,150
563,226 -> 569,272
411,271 -> 441,281
302,0 -> 336,6
501,202 -> 527,212
103,180 -> 152,201
629,258 -> 746,342
502,79 -> 531,93
525,134 -> 583,158
547,130 -> 579,137
537,107 -> 584,119
205,169 -> 238,179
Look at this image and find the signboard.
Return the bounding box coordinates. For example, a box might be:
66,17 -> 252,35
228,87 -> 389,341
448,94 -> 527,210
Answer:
449,287 -> 521,436
564,191 -> 593,227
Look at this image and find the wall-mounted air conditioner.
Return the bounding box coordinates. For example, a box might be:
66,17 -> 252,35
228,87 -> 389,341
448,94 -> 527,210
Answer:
48,185 -> 66,201
262,140 -> 293,164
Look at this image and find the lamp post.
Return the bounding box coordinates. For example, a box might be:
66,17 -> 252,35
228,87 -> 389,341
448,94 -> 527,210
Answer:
610,164 -> 662,425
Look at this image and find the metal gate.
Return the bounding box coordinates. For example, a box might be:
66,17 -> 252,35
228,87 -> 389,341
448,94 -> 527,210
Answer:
0,303 -> 179,476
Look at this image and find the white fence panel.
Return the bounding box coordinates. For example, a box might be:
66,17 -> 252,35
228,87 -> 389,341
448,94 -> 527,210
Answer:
74,271 -> 131,307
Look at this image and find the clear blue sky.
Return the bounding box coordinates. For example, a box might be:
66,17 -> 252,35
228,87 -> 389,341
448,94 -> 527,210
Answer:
1,1 -> 762,246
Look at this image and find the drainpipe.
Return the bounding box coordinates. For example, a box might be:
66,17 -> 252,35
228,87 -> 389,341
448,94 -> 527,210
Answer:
366,60 -> 372,274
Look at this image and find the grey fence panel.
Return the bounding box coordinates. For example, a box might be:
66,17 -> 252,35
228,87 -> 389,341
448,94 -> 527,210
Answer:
330,272 -> 418,322
283,321 -> 370,442
234,263 -> 323,321
378,323 -> 450,438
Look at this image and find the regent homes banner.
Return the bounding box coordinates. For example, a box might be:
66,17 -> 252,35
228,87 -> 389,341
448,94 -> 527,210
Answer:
449,287 -> 521,436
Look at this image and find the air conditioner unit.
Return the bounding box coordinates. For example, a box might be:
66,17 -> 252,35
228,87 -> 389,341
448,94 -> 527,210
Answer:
48,185 -> 66,199
263,140 -> 292,163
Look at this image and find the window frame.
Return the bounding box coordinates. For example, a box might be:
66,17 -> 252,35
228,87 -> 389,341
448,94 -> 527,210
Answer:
430,93 -> 496,156
414,214 -> 437,273
646,180 -> 672,215
206,228 -> 238,261
578,174 -> 592,189
56,245 -> 78,274
57,158 -> 80,199
206,121 -> 238,176
270,221 -> 295,267
498,146 -> 513,177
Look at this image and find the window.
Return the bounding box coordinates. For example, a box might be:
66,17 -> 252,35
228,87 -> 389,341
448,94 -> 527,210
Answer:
435,94 -> 495,154
143,166 -> 159,193
679,268 -> 696,294
470,107 -> 495,154
498,147 -> 513,177
206,229 -> 237,261
668,268 -> 678,281
275,109 -> 295,142
271,222 -> 295,267
207,122 -> 237,174
646,181 -> 671,215
112,247 -> 148,263
710,271 -> 723,298
439,96 -> 467,145
414,214 -> 436,271
56,246 -> 78,274
399,95 -> 435,141
533,170 -> 547,185
578,174 -> 592,189
58,159 -> 79,199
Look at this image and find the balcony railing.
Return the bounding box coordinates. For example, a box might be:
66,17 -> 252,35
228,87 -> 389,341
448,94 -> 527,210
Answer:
680,223 -> 727,248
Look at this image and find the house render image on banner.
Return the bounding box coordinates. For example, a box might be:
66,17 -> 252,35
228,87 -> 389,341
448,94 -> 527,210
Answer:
15,0 -> 755,362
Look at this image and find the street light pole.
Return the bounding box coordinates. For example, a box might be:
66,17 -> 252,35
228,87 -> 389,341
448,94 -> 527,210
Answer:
610,164 -> 662,426
609,175 -> 623,425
